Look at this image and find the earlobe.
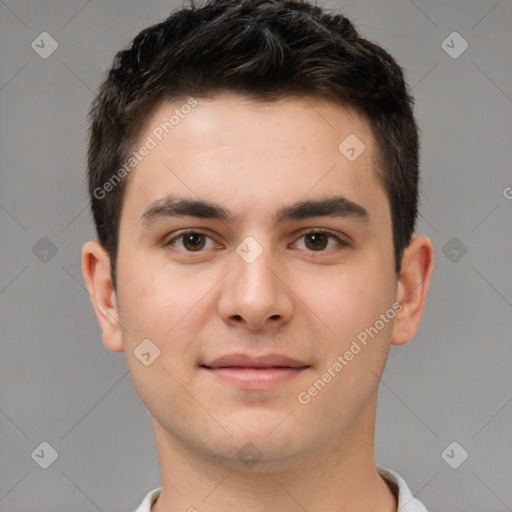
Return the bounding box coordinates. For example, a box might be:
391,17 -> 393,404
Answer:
391,235 -> 435,346
81,240 -> 125,352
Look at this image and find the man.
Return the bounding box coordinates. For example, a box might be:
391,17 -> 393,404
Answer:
81,0 -> 434,510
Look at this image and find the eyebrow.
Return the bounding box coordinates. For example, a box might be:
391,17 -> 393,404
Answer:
139,194 -> 369,229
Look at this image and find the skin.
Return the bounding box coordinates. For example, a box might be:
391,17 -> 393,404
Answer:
82,92 -> 434,512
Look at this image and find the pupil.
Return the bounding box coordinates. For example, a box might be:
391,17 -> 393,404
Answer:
184,233 -> 204,251
306,233 -> 327,250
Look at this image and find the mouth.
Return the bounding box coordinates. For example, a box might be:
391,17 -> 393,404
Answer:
200,353 -> 310,389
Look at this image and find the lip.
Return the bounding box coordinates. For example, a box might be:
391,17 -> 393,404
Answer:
202,353 -> 309,369
200,353 -> 310,390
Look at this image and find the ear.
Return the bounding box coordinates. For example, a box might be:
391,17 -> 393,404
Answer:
391,235 -> 435,346
81,240 -> 124,352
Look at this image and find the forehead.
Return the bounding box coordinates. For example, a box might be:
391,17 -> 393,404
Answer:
121,93 -> 388,226
138,93 -> 375,156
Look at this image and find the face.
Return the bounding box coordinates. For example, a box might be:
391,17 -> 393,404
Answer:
109,93 -> 400,470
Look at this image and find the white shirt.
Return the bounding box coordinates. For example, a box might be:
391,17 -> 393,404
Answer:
135,466 -> 427,511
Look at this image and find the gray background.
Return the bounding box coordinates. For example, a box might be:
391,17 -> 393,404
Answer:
1,0 -> 511,510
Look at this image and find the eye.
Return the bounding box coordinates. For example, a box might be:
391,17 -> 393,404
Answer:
165,231 -> 218,252
165,229 -> 347,253
292,230 -> 347,252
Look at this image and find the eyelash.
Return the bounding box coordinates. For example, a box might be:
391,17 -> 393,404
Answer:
164,229 -> 349,252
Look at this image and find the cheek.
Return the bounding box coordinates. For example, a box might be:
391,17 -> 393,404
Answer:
299,263 -> 396,401
116,254 -> 223,384
300,265 -> 394,339
294,270 -> 395,430
117,252 -> 202,336
118,265 -> 209,418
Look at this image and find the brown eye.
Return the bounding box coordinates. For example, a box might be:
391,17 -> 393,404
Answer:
182,233 -> 206,251
165,230 -> 218,253
292,230 -> 347,252
304,232 -> 329,251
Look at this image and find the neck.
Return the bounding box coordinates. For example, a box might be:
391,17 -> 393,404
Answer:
151,395 -> 397,512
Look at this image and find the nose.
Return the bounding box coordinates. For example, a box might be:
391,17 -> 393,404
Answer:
217,242 -> 294,331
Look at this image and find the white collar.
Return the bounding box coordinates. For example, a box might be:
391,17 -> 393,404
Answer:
135,466 -> 427,511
